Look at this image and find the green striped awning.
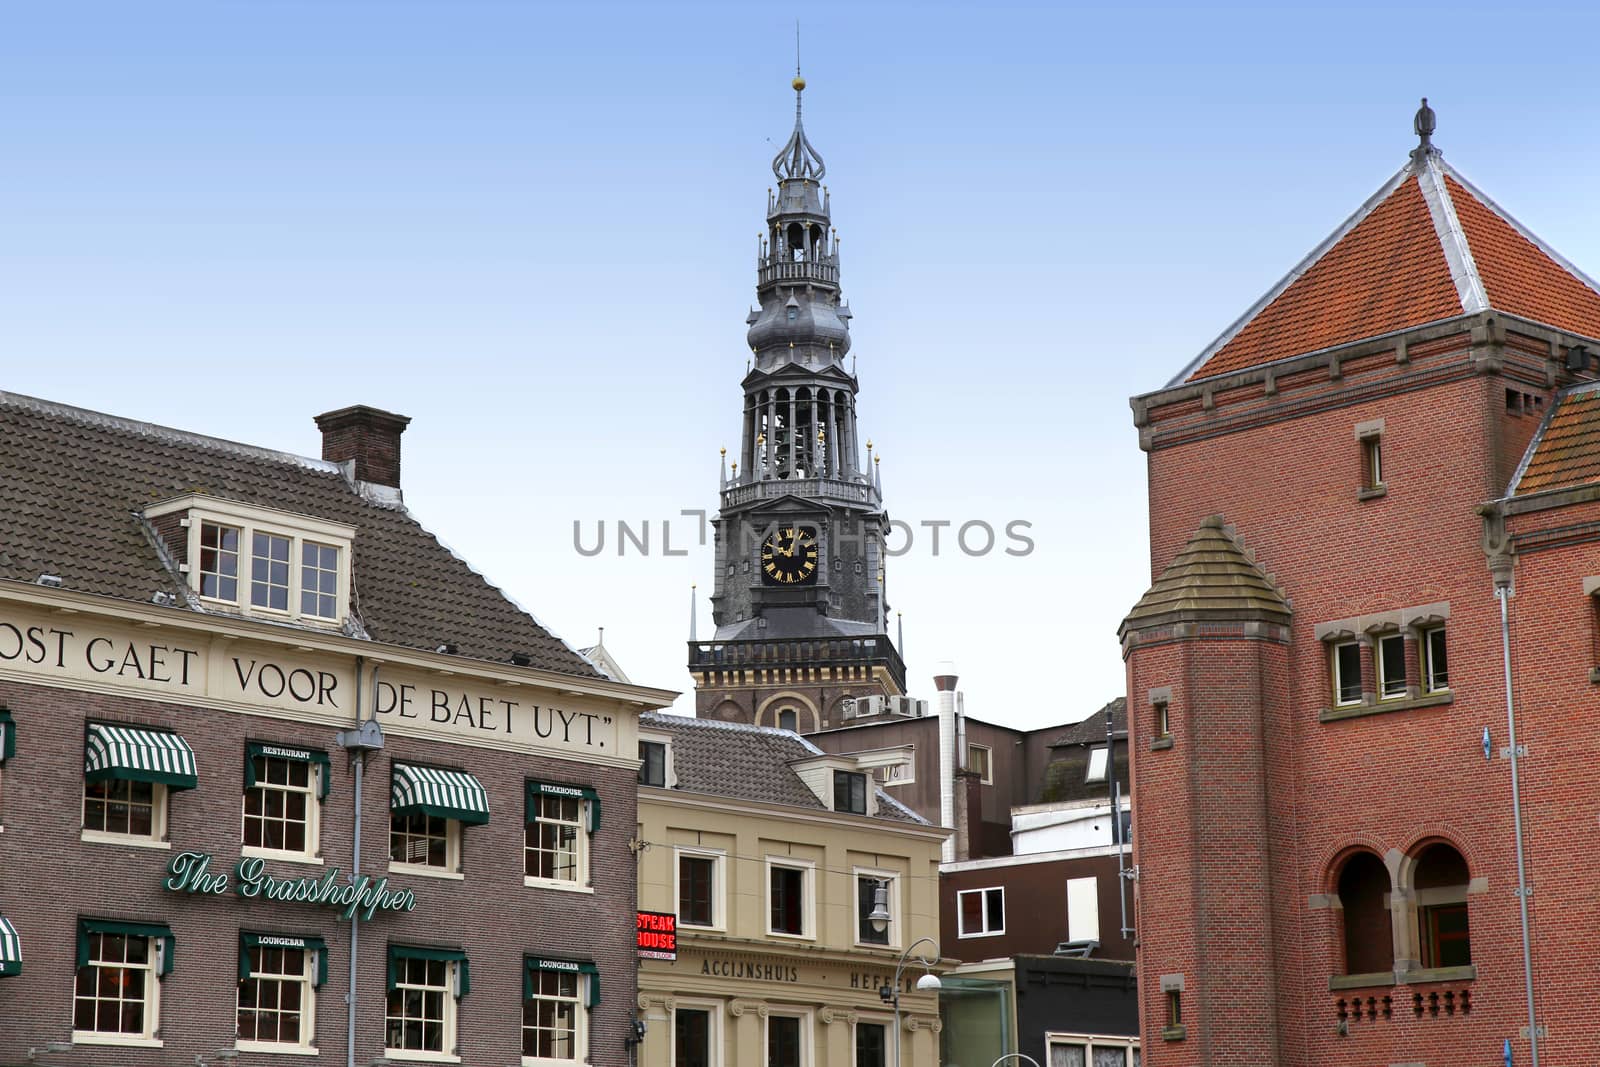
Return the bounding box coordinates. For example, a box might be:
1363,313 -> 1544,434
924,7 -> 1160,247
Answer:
240,932 -> 329,987
0,706 -> 14,764
78,919 -> 175,975
85,723 -> 198,790
524,955 -> 599,1007
246,742 -> 333,799
525,780 -> 601,833
0,914 -> 20,977
387,944 -> 470,996
391,763 -> 490,825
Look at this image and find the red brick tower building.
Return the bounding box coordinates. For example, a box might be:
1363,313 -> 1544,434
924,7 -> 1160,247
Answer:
1121,102 -> 1600,1066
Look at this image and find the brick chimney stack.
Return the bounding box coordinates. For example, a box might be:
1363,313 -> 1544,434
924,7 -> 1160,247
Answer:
314,405 -> 411,489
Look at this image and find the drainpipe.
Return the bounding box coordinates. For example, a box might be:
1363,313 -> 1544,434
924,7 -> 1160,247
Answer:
934,663 -> 959,864
1107,704 -> 1131,941
337,660 -> 385,1067
1495,583 -> 1540,1066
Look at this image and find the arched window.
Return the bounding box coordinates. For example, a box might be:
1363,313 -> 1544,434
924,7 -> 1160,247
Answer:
1335,852 -> 1393,975
777,708 -> 799,732
1413,843 -> 1471,968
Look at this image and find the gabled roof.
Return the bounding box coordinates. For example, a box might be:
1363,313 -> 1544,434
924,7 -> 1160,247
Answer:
1120,515 -> 1290,634
1050,697 -> 1127,747
0,391 -> 598,676
1509,382 -> 1600,497
1176,146 -> 1600,384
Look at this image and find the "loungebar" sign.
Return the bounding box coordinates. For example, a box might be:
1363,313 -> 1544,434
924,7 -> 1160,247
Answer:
163,851 -> 418,922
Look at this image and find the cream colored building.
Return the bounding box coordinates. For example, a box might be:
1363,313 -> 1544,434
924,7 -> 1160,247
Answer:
635,713 -> 950,1067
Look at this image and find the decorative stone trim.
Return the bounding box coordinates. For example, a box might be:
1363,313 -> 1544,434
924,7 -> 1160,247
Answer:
1330,971 -> 1397,991
1402,965 -> 1476,985
1150,737 -> 1173,752
1314,602 -> 1450,642
1320,691 -> 1453,723
1162,1025 -> 1187,1042
1357,486 -> 1389,501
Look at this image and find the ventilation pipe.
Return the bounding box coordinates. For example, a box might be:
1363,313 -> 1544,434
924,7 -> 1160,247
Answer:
934,662 -> 959,863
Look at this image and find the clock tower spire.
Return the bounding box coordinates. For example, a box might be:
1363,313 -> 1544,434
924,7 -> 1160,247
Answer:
689,73 -> 906,734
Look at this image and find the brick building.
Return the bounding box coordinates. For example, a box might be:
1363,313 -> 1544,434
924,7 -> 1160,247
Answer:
1121,102 -> 1600,1065
0,395 -> 675,1065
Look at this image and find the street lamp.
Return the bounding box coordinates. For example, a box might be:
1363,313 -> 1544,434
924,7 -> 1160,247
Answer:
878,935 -> 941,1067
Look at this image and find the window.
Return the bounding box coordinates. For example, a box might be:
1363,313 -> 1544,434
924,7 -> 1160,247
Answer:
84,778 -> 164,842
957,887 -> 1005,938
1362,434 -> 1384,490
769,862 -> 811,937
855,1021 -> 887,1067
1166,990 -> 1182,1029
237,936 -> 322,1051
1066,876 -> 1099,944
639,741 -> 667,787
967,743 -> 992,784
243,747 -> 328,860
1331,641 -> 1362,706
199,522 -> 240,601
390,811 -> 457,872
522,969 -> 583,1062
1422,627 -> 1449,692
1414,843 -> 1471,969
1154,701 -> 1170,741
856,873 -> 894,946
777,708 -> 799,732
1086,746 -> 1109,783
678,852 -> 721,929
1335,851 -> 1393,975
1046,1035 -> 1141,1067
833,770 -> 867,815
148,496 -> 354,625
73,922 -> 171,1044
767,1014 -> 805,1067
385,953 -> 461,1056
1377,634 -> 1407,699
527,793 -> 584,883
676,1005 -> 717,1067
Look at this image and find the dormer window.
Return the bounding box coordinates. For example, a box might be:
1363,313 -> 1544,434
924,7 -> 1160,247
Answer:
147,496 -> 355,627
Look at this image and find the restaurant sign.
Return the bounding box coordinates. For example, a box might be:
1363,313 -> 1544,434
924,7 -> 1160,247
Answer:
163,851 -> 418,922
637,910 -> 677,961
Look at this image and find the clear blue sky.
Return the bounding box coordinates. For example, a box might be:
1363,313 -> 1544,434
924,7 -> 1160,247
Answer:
4,1 -> 1598,727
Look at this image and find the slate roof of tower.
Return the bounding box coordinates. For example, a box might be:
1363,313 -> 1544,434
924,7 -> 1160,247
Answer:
0,391 -> 599,676
1121,515 -> 1290,633
1509,382 -> 1600,496
1175,145 -> 1600,384
639,712 -> 927,824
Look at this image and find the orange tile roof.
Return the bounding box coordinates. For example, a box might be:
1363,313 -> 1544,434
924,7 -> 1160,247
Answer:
1190,178 -> 1460,380
1180,155 -> 1600,383
1513,388 -> 1600,495
1446,175 -> 1600,342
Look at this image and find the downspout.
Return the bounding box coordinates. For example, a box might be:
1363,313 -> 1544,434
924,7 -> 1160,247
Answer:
1496,583 -> 1540,1066
1108,704 -> 1131,940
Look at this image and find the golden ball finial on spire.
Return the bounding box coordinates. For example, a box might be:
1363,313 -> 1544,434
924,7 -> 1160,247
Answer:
720,446 -> 726,456
792,75 -> 806,92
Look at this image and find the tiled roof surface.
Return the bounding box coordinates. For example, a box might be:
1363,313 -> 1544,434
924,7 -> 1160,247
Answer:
1513,387 -> 1600,495
1193,178 -> 1460,379
1050,697 -> 1127,747
1036,740 -> 1128,806
1121,515 -> 1290,632
1182,156 -> 1600,383
0,392 -> 598,676
639,712 -> 926,824
1447,175 -> 1600,341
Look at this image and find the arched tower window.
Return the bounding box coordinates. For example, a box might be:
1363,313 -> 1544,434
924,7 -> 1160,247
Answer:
1413,843 -> 1471,968
777,708 -> 798,732
1335,851 -> 1393,975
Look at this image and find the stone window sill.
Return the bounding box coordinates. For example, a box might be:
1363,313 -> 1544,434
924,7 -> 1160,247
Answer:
1327,965 -> 1476,992
1357,485 -> 1388,501
1150,737 -> 1173,751
1329,971 -> 1395,991
1320,690 -> 1453,723
1161,1025 -> 1186,1042
1404,964 -> 1475,984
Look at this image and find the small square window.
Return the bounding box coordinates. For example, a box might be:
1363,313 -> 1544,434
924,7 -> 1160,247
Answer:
956,886 -> 1005,937
639,741 -> 667,787
833,770 -> 867,815
1086,745 -> 1109,783
1377,634 -> 1407,699
1423,627 -> 1449,692
390,811 -> 457,871
243,754 -> 319,859
251,532 -> 292,611
1331,641 -> 1362,706
967,743 -> 992,784
84,779 -> 166,842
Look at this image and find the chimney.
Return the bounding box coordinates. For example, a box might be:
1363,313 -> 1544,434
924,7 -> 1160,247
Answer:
314,405 -> 411,489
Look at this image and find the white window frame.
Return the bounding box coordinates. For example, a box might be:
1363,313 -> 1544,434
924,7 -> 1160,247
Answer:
384,957 -> 461,1062
851,1014 -> 893,1067
520,968 -> 589,1066
765,857 -> 817,940
957,886 -> 1006,938
1066,876 -> 1100,944
853,867 -> 900,949
1085,746 -> 1109,783
242,755 -> 324,864
967,743 -> 993,784
1331,640 -> 1362,707
146,496 -> 355,626
389,812 -> 464,880
524,794 -> 592,892
638,735 -> 674,788
763,1008 -> 813,1067
1422,626 -> 1449,693
675,847 -> 726,931
82,778 -> 170,849
1376,633 -> 1407,700
1044,1031 -> 1141,1066
72,931 -> 164,1048
236,943 -> 318,1053
670,999 -> 724,1067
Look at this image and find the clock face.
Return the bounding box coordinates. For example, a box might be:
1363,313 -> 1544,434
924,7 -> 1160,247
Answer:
761,525 -> 820,585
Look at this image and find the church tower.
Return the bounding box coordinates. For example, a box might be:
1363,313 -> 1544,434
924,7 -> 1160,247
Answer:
689,73 -> 907,733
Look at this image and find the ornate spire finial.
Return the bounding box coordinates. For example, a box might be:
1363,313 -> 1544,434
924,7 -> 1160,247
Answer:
772,53 -> 825,182
1412,97 -> 1439,161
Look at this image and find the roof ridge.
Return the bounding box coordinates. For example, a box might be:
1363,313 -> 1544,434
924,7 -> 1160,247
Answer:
1441,160 -> 1600,302
0,390 -> 343,477
1167,162 -> 1416,387
1417,155 -> 1488,313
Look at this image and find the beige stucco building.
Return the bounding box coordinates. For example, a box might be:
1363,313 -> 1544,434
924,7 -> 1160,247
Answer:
634,713 -> 949,1067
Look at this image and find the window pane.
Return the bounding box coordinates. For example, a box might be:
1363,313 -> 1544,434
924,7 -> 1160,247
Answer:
676,1008 -> 712,1067
1051,1045 -> 1087,1067
858,876 -> 889,945
1379,635 -> 1406,697
986,889 -> 1004,931
1335,643 -> 1362,704
768,1016 -> 802,1067
855,1021 -> 887,1067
